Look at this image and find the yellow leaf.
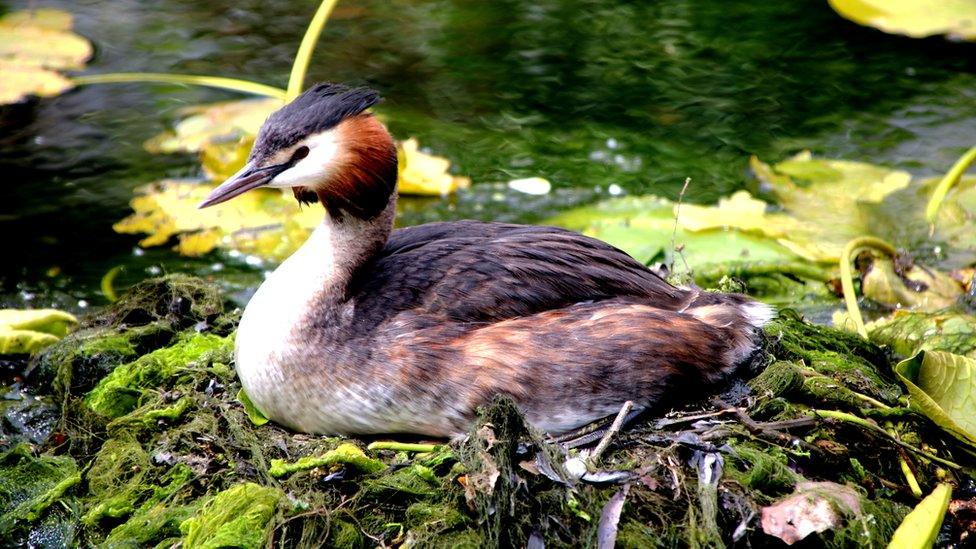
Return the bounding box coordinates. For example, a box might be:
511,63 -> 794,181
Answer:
114,179 -> 321,261
0,308 -> 78,354
397,138 -> 468,196
830,0 -> 976,41
888,484 -> 952,549
0,9 -> 91,104
861,256 -> 963,312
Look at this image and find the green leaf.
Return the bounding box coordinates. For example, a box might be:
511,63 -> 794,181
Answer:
546,194 -> 796,267
236,388 -> 269,426
895,351 -> 976,447
829,0 -> 976,41
887,483 -> 952,549
869,311 -> 976,359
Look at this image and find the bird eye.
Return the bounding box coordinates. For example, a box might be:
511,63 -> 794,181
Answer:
291,146 -> 310,162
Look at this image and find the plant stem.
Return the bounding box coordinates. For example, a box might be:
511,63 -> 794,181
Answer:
838,236 -> 898,339
899,454 -> 923,498
586,400 -> 634,468
72,73 -> 287,99
925,144 -> 976,226
812,409 -> 960,470
286,0 -> 340,102
366,441 -> 441,453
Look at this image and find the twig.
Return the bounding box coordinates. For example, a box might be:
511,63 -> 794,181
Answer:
713,398 -> 819,453
587,401 -> 634,468
670,177 -> 692,275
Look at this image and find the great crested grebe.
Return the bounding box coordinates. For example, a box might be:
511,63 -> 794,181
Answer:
199,83 -> 773,437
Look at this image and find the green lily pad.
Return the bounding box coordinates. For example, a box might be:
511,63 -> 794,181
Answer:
0,9 -> 92,104
894,350 -> 976,447
546,194 -> 796,267
887,483 -> 951,549
828,0 -> 976,41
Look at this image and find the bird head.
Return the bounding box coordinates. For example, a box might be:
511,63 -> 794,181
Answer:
199,83 -> 398,219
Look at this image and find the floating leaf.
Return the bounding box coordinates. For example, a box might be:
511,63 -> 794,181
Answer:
861,255 -> 963,312
548,194 -> 796,267
113,179 -> 320,260
888,484 -> 952,549
0,9 -> 92,104
828,0 -> 976,41
144,99 -> 281,154
397,138 -> 469,196
895,351 -> 976,447
0,309 -> 78,354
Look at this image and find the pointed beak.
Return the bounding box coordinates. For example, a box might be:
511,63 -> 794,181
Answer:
198,161 -> 289,208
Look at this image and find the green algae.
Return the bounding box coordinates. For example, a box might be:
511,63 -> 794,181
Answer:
269,442 -> 385,477
0,444 -> 80,534
84,332 -> 232,418
180,482 -> 283,549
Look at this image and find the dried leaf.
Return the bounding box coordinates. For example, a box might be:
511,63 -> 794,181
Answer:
861,256 -> 963,312
761,481 -> 861,545
597,485 -> 629,549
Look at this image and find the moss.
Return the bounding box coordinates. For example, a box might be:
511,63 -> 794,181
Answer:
749,360 -> 806,397
767,312 -> 902,404
180,482 -> 283,549
0,444 -> 80,535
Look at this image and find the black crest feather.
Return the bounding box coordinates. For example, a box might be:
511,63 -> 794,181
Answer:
250,83 -> 381,160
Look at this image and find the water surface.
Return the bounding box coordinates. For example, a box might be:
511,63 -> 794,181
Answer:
1,0 -> 974,309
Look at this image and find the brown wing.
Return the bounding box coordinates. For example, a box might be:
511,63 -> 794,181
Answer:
346,221 -> 691,329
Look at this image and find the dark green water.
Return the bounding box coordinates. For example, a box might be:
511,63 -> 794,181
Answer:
1,0 -> 975,310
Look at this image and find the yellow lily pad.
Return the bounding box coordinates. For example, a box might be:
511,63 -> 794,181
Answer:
0,308 -> 78,354
145,98 -> 281,154
397,138 -> 470,196
829,0 -> 976,41
895,350 -> 976,447
113,179 -> 320,260
0,9 -> 92,104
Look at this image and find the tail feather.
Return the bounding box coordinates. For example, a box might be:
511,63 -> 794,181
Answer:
685,294 -> 775,370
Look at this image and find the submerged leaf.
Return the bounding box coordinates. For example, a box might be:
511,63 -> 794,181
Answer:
0,9 -> 92,104
895,351 -> 976,447
888,484 -> 952,549
828,0 -> 976,41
